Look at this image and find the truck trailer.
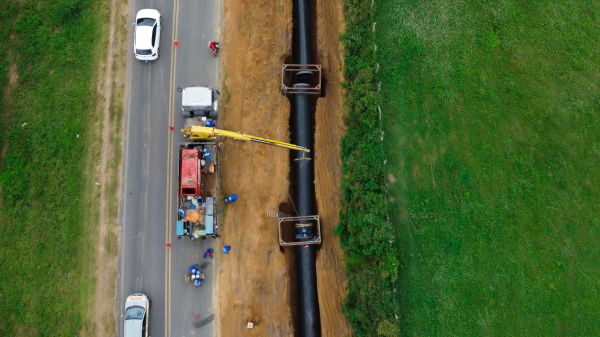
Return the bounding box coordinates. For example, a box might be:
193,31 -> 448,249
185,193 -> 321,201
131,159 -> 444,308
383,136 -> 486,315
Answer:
176,141 -> 219,239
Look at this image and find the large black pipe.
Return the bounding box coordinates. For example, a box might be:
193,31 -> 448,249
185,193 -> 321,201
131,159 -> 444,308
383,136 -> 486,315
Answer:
290,0 -> 321,335
292,0 -> 315,78
290,92 -> 320,337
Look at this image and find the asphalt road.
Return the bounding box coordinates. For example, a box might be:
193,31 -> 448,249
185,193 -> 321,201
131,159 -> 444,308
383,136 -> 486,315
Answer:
117,0 -> 221,335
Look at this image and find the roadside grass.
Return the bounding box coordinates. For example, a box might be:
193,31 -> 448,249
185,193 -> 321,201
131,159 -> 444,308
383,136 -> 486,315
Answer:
335,0 -> 399,335
376,1 -> 600,335
0,2 -> 18,163
0,0 -> 109,334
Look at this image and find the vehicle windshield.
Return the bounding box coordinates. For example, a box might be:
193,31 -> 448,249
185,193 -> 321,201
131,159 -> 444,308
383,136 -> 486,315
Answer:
125,306 -> 145,320
136,49 -> 152,55
136,18 -> 156,26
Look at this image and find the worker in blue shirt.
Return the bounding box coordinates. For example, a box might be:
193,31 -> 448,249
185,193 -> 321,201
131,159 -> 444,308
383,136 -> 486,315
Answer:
225,194 -> 237,203
203,248 -> 214,258
301,227 -> 311,239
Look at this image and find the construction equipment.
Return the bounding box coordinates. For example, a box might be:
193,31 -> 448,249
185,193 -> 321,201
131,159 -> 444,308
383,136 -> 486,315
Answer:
181,126 -> 310,153
176,142 -> 219,239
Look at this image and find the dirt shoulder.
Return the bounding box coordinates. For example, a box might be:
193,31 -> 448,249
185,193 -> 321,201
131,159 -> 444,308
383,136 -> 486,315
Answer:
314,0 -> 350,335
217,0 -> 348,335
217,0 -> 294,335
80,0 -> 130,334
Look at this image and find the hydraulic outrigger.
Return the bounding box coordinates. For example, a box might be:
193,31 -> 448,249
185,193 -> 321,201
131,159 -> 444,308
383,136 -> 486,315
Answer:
181,126 -> 310,153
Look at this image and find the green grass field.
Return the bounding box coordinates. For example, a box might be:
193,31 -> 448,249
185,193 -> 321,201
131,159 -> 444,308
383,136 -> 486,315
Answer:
376,1 -> 600,335
0,0 -> 107,334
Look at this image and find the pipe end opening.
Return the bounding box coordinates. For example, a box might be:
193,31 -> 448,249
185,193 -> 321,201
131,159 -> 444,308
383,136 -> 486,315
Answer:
295,71 -> 314,80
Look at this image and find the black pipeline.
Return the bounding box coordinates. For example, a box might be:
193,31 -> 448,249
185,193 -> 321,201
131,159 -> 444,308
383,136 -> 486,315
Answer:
290,0 -> 321,335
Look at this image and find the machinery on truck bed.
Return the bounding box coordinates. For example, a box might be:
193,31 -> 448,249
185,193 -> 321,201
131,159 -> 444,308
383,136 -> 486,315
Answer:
181,125 -> 310,153
176,141 -> 219,239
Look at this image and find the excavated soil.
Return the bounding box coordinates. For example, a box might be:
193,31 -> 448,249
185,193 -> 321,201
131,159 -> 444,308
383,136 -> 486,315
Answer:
314,0 -> 350,335
217,0 -> 348,335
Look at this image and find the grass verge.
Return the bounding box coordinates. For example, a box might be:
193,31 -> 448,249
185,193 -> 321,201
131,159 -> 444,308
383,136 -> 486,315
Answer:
0,0 -> 109,334
334,0 -> 400,336
377,0 -> 600,335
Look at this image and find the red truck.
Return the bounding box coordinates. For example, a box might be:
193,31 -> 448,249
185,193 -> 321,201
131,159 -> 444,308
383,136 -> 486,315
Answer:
176,142 -> 219,239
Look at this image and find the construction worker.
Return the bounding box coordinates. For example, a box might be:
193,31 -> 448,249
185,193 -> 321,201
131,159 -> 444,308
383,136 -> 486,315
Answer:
189,264 -> 199,274
224,194 -> 237,203
208,41 -> 219,51
194,278 -> 202,287
203,248 -> 214,258
301,227 -> 311,239
202,148 -> 212,160
205,120 -> 215,127
223,245 -> 231,254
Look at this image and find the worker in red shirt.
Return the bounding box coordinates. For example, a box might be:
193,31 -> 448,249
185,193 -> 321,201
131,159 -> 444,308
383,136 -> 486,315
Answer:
208,41 -> 219,52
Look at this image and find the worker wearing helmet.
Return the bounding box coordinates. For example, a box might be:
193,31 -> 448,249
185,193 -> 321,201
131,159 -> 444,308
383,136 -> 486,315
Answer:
225,194 -> 237,203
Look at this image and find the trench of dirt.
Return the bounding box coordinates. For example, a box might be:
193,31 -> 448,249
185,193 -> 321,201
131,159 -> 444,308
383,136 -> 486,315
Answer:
280,0 -> 326,334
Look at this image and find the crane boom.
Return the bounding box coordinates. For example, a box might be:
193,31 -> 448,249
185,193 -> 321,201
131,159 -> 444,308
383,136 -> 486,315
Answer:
181,126 -> 310,153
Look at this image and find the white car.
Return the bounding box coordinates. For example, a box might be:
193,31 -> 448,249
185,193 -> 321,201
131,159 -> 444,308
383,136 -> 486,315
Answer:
124,293 -> 150,337
134,9 -> 161,61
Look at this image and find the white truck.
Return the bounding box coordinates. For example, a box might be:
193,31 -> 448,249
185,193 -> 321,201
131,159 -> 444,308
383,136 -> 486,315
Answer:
181,86 -> 219,119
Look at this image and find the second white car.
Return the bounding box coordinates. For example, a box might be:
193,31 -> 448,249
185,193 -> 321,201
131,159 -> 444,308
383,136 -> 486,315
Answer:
124,293 -> 150,337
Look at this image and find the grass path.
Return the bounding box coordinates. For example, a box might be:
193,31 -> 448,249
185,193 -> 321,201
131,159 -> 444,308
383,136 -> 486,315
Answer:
377,1 -> 600,335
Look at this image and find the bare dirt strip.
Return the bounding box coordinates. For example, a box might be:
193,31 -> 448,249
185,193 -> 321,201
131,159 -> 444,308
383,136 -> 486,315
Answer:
82,0 -> 129,334
216,0 -> 349,335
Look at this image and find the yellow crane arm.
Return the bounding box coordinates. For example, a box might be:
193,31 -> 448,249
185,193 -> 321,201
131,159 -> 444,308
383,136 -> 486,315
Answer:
181,126 -> 310,153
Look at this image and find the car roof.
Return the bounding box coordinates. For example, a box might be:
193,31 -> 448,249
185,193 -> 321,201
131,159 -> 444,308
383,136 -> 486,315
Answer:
135,26 -> 154,50
136,9 -> 160,20
124,318 -> 144,337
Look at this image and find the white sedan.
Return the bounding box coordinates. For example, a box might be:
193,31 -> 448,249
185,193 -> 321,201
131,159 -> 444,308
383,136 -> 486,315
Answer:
134,9 -> 161,61
124,293 -> 150,337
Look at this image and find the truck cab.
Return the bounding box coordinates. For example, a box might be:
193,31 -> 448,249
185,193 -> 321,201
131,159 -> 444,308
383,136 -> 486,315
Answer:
181,86 -> 219,118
